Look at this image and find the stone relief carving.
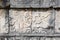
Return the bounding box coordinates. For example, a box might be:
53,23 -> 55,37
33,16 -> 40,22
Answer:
9,9 -> 55,34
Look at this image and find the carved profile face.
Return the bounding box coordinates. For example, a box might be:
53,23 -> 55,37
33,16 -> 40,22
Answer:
9,9 -> 54,34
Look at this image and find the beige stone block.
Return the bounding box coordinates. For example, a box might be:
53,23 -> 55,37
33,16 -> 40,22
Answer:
0,9 -> 8,33
55,10 -> 60,33
32,10 -> 54,33
9,9 -> 54,34
9,9 -> 32,33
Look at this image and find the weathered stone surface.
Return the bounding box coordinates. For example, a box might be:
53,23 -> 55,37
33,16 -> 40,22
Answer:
0,9 -> 8,33
53,0 -> 60,8
43,37 -> 60,40
10,0 -> 60,8
9,9 -> 32,33
10,0 -> 52,8
55,10 -> 60,33
9,37 -> 39,40
0,0 -> 9,7
31,10 -> 54,34
8,37 -> 60,40
9,9 -> 54,34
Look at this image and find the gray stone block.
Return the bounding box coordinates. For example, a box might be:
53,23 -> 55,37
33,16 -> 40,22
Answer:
10,0 -> 52,8
53,0 -> 60,8
8,37 -> 60,40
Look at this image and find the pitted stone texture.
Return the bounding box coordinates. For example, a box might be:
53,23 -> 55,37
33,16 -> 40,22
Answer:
9,37 -> 39,40
32,10 -> 54,34
55,10 -> 60,33
53,0 -> 60,8
10,0 -> 52,8
9,9 -> 54,34
41,37 -> 60,40
8,37 -> 60,40
10,0 -> 60,8
9,9 -> 32,33
0,9 -> 8,33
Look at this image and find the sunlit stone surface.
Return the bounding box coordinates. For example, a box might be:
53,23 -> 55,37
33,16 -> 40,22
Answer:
9,9 -> 54,34
55,10 -> 60,33
32,10 -> 54,33
9,9 -> 32,33
0,9 -> 8,33
0,0 -> 60,40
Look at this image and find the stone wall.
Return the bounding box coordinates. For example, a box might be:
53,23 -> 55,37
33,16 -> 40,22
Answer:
0,0 -> 60,40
